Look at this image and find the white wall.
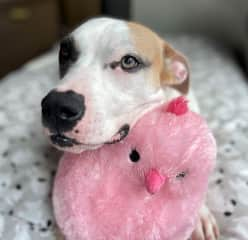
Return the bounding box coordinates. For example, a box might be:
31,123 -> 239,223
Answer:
131,0 -> 247,46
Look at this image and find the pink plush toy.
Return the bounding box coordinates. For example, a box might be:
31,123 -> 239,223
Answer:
53,97 -> 216,240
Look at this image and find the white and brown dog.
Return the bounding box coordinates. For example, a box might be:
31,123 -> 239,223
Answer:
41,17 -> 219,240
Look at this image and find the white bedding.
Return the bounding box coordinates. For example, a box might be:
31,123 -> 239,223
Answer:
0,36 -> 248,239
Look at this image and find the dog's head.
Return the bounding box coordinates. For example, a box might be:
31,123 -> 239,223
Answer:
41,17 -> 189,153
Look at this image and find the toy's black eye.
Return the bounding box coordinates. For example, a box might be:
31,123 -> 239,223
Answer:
129,149 -> 140,162
176,171 -> 187,179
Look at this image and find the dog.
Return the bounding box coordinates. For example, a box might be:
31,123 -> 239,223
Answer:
41,17 -> 219,240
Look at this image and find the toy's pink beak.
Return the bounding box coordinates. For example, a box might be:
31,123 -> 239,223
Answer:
145,169 -> 166,194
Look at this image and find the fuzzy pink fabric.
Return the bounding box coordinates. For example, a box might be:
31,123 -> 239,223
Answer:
53,97 -> 216,240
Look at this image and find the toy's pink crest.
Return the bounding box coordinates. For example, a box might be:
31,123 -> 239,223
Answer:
165,96 -> 188,115
145,169 -> 166,194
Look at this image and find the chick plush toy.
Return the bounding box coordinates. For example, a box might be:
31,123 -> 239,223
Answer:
53,97 -> 216,240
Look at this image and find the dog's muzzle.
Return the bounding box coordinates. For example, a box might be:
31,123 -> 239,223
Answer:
41,90 -> 85,133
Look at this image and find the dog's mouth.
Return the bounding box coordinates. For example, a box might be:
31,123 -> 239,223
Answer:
105,124 -> 130,144
50,134 -> 80,147
50,124 -> 130,148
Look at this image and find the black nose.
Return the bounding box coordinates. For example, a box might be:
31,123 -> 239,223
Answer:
41,90 -> 85,132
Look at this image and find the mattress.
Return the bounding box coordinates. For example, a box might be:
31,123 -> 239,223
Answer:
0,36 -> 247,239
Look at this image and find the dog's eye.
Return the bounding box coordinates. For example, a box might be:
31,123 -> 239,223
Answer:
59,38 -> 78,63
120,55 -> 142,72
59,37 -> 79,78
109,54 -> 150,73
129,149 -> 140,162
60,44 -> 70,60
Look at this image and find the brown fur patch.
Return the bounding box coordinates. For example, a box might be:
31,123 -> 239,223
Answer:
127,22 -> 189,94
127,22 -> 163,88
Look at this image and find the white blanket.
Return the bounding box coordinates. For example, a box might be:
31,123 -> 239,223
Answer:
0,36 -> 247,239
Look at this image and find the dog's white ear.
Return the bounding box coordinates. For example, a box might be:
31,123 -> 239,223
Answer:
160,43 -> 190,94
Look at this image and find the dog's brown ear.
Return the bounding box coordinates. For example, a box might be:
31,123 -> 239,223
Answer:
160,42 -> 190,94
